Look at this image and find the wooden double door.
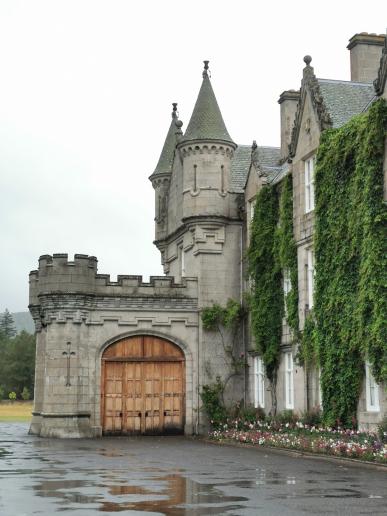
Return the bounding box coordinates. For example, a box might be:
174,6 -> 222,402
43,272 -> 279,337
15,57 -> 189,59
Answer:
101,336 -> 185,435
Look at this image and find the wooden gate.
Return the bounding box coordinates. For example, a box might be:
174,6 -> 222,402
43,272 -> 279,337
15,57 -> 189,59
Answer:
101,336 -> 185,435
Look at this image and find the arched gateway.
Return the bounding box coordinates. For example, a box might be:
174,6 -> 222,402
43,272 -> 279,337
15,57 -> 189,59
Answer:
101,335 -> 185,435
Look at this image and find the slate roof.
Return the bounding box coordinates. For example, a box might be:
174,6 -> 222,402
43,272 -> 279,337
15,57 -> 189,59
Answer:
230,145 -> 281,192
231,145 -> 251,192
317,79 -> 375,128
183,72 -> 234,143
150,113 -> 180,178
271,162 -> 290,185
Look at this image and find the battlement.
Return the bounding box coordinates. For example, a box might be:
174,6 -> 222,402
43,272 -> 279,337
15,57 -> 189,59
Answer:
29,254 -> 198,306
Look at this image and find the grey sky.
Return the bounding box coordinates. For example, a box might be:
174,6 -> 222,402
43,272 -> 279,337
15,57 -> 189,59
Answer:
0,0 -> 386,312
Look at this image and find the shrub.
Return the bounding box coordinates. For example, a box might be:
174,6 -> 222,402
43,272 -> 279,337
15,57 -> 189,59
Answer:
275,409 -> 299,426
301,407 -> 322,426
239,404 -> 266,423
0,386 -> 4,400
200,377 -> 227,428
21,387 -> 30,401
377,415 -> 387,443
8,391 -> 16,401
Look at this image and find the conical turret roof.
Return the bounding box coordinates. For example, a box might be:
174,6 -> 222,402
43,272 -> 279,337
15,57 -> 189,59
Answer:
183,61 -> 234,144
150,103 -> 182,178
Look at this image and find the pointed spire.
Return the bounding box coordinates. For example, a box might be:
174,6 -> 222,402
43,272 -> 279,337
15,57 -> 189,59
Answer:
183,61 -> 234,144
150,103 -> 183,178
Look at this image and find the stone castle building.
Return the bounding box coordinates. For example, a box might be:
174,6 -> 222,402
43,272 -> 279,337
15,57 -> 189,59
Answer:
29,33 -> 386,438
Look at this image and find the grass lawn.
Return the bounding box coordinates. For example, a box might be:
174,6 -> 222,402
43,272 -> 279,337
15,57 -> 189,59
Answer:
0,401 -> 33,422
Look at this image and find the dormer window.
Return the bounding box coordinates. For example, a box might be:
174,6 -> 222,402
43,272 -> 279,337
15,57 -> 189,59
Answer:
304,156 -> 316,213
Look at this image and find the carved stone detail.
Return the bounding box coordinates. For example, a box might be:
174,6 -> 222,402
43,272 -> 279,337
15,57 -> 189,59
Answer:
178,143 -> 234,159
289,61 -> 332,158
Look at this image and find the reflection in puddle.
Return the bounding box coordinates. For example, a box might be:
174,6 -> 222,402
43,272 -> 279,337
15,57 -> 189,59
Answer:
33,473 -> 248,514
1,425 -> 386,515
100,475 -> 247,514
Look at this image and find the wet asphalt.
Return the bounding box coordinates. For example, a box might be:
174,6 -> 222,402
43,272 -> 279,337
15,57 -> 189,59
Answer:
0,423 -> 386,515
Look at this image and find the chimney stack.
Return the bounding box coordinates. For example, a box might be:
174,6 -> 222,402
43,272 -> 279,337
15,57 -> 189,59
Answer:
278,90 -> 300,161
347,33 -> 385,83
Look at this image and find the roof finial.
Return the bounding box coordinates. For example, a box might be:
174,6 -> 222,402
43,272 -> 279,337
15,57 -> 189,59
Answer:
203,60 -> 210,78
172,102 -> 178,118
303,55 -> 312,66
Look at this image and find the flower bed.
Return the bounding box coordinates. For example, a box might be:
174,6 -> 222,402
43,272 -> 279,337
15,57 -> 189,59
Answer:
209,419 -> 387,463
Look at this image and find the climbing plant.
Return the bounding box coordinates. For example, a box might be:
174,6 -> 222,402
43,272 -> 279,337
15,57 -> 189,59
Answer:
276,175 -> 299,336
247,176 -> 299,414
201,298 -> 245,374
247,185 -> 282,386
305,98 -> 387,427
201,299 -> 245,415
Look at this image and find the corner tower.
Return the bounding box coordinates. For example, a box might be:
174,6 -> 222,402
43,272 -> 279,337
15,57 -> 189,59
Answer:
179,61 -> 237,221
149,103 -> 183,242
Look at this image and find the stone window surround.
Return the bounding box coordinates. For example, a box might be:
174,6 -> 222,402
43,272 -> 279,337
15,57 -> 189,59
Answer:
177,241 -> 186,279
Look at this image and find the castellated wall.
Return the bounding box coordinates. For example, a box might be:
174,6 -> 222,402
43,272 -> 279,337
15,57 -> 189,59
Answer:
29,253 -> 200,438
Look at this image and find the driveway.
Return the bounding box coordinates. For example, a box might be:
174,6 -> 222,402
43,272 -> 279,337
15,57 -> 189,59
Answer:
0,423 -> 386,515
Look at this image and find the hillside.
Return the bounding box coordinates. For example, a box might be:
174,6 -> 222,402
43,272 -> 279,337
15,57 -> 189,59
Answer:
12,312 -> 34,334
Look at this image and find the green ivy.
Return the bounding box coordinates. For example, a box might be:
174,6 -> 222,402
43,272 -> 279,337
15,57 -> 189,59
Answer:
247,178 -> 299,385
248,185 -> 282,382
201,299 -> 244,374
311,98 -> 387,426
276,175 -> 299,336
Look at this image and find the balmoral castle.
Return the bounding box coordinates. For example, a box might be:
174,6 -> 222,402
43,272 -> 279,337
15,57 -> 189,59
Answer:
29,32 -> 386,438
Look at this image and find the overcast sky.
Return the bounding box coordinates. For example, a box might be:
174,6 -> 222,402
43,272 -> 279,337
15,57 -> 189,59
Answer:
0,1 -> 386,312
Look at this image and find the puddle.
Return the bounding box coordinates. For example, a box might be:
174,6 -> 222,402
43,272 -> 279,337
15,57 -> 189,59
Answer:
274,487 -> 372,500
32,473 -> 248,514
0,447 -> 12,457
1,425 -> 386,514
99,475 -> 247,514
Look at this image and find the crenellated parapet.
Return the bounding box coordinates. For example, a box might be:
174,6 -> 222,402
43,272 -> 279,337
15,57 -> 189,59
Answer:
29,254 -> 198,332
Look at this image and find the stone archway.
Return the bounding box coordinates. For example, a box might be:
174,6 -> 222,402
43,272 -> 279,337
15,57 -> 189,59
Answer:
101,335 -> 185,435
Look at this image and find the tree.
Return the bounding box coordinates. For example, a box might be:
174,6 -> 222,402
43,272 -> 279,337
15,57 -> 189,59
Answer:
0,309 -> 16,338
0,331 -> 35,399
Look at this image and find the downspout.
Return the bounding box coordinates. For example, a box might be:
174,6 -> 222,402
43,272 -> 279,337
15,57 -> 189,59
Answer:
240,224 -> 247,407
196,317 -> 200,435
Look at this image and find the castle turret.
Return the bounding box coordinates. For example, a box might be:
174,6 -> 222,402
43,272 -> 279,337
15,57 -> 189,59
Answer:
149,103 -> 183,241
178,61 -> 237,221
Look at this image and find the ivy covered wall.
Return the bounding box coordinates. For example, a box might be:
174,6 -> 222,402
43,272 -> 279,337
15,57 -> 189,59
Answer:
307,98 -> 387,426
247,175 -> 299,391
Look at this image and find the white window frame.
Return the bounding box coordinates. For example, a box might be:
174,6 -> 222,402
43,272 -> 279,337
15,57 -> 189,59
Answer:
304,156 -> 315,213
283,268 -> 291,317
365,362 -> 380,412
307,249 -> 314,309
285,351 -> 294,409
254,356 -> 265,408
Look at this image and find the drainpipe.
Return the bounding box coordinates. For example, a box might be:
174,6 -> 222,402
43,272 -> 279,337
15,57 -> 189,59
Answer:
196,311 -> 200,435
240,224 -> 247,407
